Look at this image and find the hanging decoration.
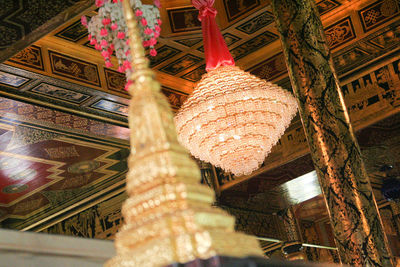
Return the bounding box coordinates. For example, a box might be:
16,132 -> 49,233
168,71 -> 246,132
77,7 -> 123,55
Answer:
82,0 -> 161,90
174,0 -> 298,176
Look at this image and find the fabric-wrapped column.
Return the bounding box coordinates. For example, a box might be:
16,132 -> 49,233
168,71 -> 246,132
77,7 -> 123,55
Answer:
279,207 -> 306,261
271,0 -> 394,266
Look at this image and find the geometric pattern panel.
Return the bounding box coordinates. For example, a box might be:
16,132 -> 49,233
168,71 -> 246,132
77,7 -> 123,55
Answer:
0,0 -> 81,50
180,64 -> 207,82
90,99 -> 128,117
0,97 -> 129,140
358,0 -> 400,32
0,114 -> 129,230
149,45 -> 182,68
158,54 -> 203,75
197,33 -> 241,53
248,53 -> 287,81
230,31 -> 278,60
161,87 -> 188,111
174,38 -> 202,47
0,63 -> 130,126
332,17 -> 400,76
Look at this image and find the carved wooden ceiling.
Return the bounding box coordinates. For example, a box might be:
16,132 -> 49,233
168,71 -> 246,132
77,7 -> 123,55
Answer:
0,0 -> 399,232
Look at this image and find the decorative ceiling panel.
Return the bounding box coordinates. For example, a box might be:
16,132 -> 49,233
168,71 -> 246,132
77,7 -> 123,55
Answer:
167,7 -> 202,33
235,11 -> 274,34
0,97 -> 129,230
158,54 -> 203,75
223,0 -> 260,22
7,45 -> 44,71
54,18 -> 89,42
316,0 -> 342,16
358,0 -> 400,32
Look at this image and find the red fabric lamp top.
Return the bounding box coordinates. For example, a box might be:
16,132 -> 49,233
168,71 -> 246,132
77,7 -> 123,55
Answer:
192,0 -> 235,71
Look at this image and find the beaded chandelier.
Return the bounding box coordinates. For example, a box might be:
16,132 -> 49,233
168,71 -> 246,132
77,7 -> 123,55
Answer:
174,0 -> 297,176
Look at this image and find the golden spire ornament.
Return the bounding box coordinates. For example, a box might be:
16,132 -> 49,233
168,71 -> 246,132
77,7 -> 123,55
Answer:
105,1 -> 264,266
174,0 -> 298,176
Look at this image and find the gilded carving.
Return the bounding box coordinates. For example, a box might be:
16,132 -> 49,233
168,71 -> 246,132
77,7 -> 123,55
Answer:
8,45 -> 44,71
324,17 -> 356,49
160,87 -> 188,111
49,51 -> 101,87
104,68 -> 128,95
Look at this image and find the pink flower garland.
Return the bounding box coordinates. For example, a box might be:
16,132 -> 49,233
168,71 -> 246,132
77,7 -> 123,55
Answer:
82,0 -> 162,91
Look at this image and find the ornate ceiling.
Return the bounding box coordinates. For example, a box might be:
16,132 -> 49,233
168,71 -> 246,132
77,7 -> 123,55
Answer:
0,0 -> 399,235
0,0 -> 93,62
0,97 -> 130,230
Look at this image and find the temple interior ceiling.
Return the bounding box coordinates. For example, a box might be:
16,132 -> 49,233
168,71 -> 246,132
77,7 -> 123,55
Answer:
0,0 -> 399,247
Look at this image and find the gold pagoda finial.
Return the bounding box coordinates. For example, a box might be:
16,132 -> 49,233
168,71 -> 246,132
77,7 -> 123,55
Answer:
105,1 -> 264,266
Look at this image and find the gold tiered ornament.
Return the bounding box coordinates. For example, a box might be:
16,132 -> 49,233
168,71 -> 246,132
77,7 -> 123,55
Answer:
105,1 -> 264,266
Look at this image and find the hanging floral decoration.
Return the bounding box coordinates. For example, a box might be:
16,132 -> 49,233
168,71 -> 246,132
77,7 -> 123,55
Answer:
81,0 -> 161,90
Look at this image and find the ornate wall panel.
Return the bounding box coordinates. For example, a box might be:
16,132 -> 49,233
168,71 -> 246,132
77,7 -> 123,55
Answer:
42,192 -> 126,239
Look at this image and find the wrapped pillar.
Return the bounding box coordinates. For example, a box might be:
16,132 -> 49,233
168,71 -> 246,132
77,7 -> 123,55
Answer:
271,0 -> 394,266
279,207 -> 305,261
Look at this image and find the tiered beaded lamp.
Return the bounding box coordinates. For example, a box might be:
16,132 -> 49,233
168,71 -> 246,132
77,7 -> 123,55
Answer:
174,0 -> 298,176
